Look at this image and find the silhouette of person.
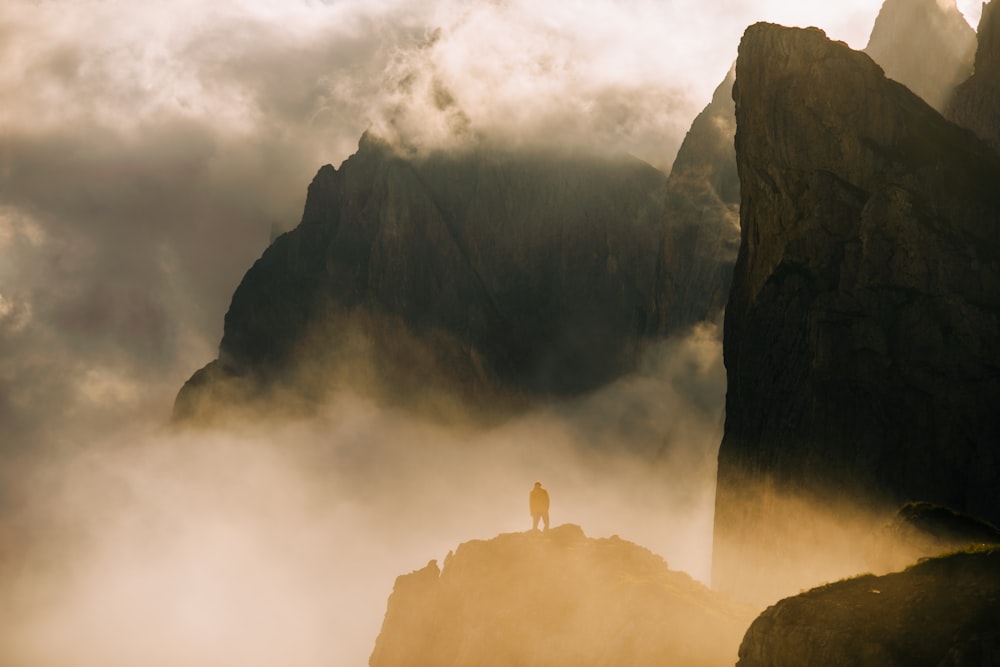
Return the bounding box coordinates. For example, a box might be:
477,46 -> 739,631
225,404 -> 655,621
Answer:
529,481 -> 550,531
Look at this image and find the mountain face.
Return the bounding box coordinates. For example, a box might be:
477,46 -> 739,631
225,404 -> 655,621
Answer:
369,525 -> 755,667
736,547 -> 1000,667
864,0 -> 976,112
714,22 -> 1000,603
174,132 -> 737,423
948,0 -> 1000,151
661,67 -> 741,321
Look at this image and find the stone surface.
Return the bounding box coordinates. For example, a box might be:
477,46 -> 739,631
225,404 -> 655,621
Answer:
736,547 -> 1000,667
369,525 -> 755,667
864,0 -> 976,112
661,66 -> 741,324
714,22 -> 1000,603
948,0 -> 1000,151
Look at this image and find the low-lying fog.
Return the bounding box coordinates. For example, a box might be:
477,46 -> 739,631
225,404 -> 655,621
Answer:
0,325 -> 725,667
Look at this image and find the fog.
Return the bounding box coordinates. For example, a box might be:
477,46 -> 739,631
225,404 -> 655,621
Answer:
0,324 -> 728,667
0,1 -> 984,665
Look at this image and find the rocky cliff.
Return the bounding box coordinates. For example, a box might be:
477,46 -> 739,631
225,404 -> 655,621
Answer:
948,0 -> 1000,151
736,547 -> 1000,667
864,0 -> 976,112
174,137 -> 686,422
661,67 -> 741,323
713,22 -> 1000,603
369,525 -> 755,667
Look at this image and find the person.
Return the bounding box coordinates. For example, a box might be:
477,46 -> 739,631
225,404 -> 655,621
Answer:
529,481 -> 550,531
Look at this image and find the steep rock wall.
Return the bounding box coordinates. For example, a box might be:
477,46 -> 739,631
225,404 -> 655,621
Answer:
714,22 -> 1000,603
948,0 -> 1000,151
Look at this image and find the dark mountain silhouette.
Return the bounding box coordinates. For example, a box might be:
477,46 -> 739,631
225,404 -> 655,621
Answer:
369,525 -> 755,667
948,0 -> 1000,151
661,66 -> 741,322
713,21 -> 1000,603
864,0 -> 976,112
736,547 -> 1000,667
174,131 -> 737,423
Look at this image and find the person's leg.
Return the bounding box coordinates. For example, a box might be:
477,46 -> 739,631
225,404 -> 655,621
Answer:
542,511 -> 549,530
532,513 -> 540,530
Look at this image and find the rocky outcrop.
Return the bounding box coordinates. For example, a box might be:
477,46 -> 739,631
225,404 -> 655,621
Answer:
369,525 -> 755,667
948,0 -> 1000,151
736,547 -> 1000,667
714,23 -> 1000,603
867,502 -> 1000,573
864,0 -> 976,112
661,66 -> 741,323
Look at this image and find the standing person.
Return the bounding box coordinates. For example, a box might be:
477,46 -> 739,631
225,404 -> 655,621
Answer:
529,482 -> 550,531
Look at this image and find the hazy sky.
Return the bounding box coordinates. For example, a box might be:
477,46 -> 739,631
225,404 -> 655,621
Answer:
0,1 -> 984,666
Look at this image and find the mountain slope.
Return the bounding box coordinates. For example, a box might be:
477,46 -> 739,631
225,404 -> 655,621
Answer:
948,0 -> 1000,151
174,137 -> 685,422
864,0 -> 976,112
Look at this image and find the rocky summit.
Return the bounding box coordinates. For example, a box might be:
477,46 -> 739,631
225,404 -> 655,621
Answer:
369,525 -> 755,667
714,22 -> 1000,603
948,0 -> 1000,152
174,135 -> 734,423
736,547 -> 1000,667
864,0 -> 976,112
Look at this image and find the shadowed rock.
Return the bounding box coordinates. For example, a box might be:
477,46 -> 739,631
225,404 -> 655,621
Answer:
867,502 -> 1000,573
661,66 -> 741,325
948,0 -> 1000,151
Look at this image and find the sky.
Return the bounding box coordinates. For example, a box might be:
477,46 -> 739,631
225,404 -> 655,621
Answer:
0,1 -> 985,666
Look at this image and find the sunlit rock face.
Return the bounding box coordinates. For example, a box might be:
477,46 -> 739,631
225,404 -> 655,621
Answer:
369,525 -> 755,667
948,0 -> 1000,152
864,0 -> 976,112
714,22 -> 1000,603
174,131 -> 736,423
736,547 -> 1000,667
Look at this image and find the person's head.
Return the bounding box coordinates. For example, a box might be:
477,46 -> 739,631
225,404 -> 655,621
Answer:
534,482 -> 542,488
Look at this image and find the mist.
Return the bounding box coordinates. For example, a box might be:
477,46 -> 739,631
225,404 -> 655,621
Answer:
0,324 -> 727,667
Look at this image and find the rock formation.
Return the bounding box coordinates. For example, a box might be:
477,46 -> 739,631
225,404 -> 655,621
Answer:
948,0 -> 1000,151
174,137 -> 675,422
864,0 -> 976,112
369,525 -> 755,667
714,22 -> 1000,603
174,129 -> 739,423
736,547 -> 1000,667
866,502 -> 1000,573
661,66 -> 741,323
